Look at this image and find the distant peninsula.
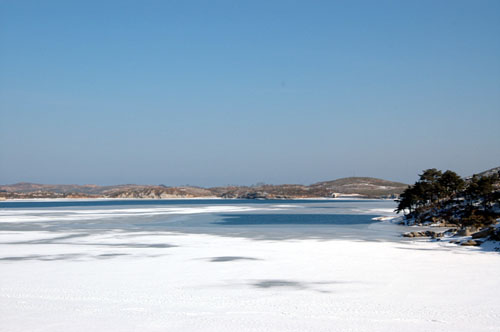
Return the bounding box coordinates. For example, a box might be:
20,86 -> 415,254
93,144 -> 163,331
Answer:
0,177 -> 408,200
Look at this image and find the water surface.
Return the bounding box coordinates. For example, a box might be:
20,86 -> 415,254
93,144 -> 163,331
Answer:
0,199 -> 406,241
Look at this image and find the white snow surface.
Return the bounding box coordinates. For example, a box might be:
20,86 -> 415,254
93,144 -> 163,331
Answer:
1,230 -> 500,331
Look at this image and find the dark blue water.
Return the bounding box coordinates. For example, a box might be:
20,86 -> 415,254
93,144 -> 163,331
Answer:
214,214 -> 378,225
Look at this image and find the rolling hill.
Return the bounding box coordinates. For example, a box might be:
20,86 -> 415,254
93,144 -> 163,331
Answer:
0,177 -> 408,200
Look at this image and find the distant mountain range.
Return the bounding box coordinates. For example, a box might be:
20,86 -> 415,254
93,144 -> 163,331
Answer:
3,167 -> 498,200
0,177 -> 409,200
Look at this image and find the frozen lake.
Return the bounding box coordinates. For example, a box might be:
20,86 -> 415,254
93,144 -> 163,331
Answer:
1,199 -> 499,332
0,199 -> 407,241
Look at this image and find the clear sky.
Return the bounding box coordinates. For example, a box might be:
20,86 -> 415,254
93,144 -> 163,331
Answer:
1,0 -> 499,186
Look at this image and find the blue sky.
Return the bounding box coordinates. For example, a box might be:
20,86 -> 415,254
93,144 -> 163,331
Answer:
1,0 -> 499,186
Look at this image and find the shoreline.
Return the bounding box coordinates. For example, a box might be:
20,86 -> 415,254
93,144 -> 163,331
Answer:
0,196 -> 390,203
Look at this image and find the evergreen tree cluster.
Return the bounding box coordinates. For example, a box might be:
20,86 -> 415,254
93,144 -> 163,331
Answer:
396,169 -> 500,228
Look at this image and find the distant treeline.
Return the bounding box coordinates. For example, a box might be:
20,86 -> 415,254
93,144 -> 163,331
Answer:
396,168 -> 500,228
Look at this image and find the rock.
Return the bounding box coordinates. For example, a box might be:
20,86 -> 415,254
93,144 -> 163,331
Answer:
489,229 -> 500,241
403,231 -> 424,237
457,227 -> 474,236
460,240 -> 482,246
472,227 -> 493,239
443,228 -> 457,236
403,230 -> 445,238
431,231 -> 444,239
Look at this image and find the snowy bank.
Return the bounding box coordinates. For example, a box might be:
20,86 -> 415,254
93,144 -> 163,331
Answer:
1,230 -> 499,332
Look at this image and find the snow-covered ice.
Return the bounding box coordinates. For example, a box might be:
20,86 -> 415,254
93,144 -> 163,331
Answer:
1,229 -> 500,331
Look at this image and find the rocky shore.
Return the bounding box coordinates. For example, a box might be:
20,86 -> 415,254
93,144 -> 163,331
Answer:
403,225 -> 500,247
